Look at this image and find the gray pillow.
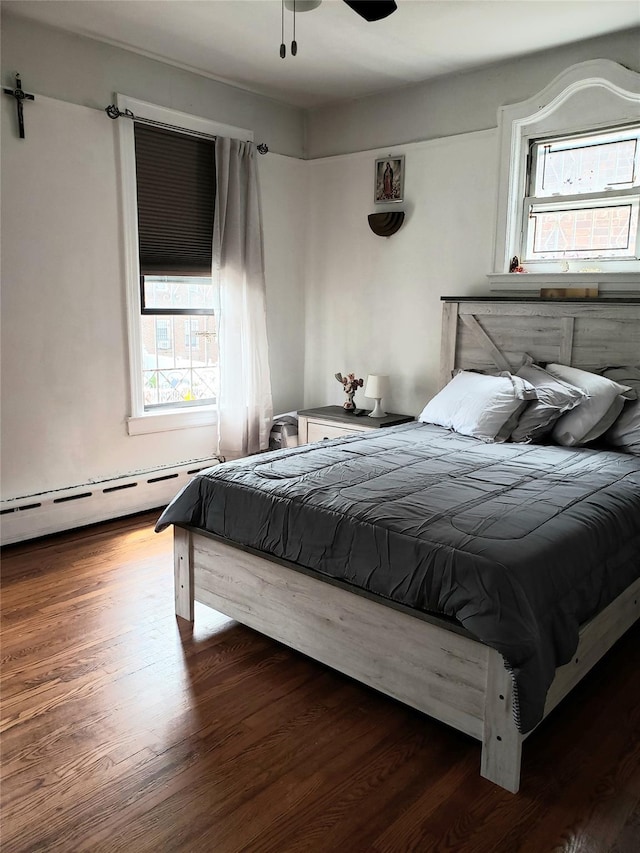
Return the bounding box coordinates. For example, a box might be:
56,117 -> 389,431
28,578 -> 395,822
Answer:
546,363 -> 635,447
511,360 -> 587,443
601,366 -> 640,455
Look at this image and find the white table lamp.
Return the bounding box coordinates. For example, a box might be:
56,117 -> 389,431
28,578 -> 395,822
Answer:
364,374 -> 390,418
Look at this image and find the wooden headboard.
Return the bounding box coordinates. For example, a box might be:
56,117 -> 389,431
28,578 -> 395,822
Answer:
439,297 -> 640,389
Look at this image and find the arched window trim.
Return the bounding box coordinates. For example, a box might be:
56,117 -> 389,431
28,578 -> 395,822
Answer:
490,60 -> 640,288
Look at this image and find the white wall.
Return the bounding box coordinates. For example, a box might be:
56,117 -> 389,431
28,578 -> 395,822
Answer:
301,30 -> 640,417
304,131 -> 497,416
2,12 -> 306,159
1,97 -> 138,497
3,12 -> 637,504
307,28 -> 640,158
0,95 -> 308,498
1,18 -> 308,501
261,153 -> 309,415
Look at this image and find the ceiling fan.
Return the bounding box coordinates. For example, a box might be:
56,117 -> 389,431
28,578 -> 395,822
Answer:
285,1 -> 397,21
281,0 -> 398,57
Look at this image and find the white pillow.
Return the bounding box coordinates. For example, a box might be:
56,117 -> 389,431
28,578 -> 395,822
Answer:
418,370 -> 535,443
546,363 -> 635,447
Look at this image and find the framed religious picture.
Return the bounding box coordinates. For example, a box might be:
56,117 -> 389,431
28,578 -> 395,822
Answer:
374,155 -> 405,204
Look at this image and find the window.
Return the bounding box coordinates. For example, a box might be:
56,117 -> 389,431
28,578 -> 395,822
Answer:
491,60 -> 640,282
116,95 -> 253,434
141,277 -> 217,409
135,124 -> 218,411
523,126 -> 640,264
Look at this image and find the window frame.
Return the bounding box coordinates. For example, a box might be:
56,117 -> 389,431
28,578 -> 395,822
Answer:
115,95 -> 252,435
140,275 -> 218,411
522,125 -> 640,265
490,60 -> 640,287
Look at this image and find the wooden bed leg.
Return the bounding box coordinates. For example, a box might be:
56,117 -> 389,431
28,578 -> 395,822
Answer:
481,650 -> 523,793
174,527 -> 194,622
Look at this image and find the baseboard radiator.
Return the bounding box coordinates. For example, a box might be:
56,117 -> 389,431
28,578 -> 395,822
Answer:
0,457 -> 221,546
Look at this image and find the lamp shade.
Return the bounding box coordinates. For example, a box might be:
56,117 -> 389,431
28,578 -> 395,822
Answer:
364,374 -> 390,400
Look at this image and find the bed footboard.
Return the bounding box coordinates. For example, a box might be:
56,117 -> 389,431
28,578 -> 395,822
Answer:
171,525 -> 638,795
172,526 -> 526,790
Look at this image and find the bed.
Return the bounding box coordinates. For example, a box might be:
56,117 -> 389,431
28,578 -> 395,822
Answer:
157,296 -> 640,793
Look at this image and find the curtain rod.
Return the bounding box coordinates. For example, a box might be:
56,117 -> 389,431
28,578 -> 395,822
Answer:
104,105 -> 269,154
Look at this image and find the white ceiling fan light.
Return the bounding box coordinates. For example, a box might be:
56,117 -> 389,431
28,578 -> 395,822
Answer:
284,1 -> 322,11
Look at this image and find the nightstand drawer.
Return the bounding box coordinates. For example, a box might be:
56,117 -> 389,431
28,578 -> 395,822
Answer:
306,421 -> 366,442
298,407 -> 413,445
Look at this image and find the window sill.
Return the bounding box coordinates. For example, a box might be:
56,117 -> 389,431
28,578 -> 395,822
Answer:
127,406 -> 217,436
487,272 -> 640,294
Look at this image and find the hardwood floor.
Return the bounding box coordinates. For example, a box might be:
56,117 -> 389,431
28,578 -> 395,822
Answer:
1,513 -> 639,852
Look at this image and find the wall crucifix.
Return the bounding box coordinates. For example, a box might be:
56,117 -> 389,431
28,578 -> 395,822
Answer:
3,73 -> 35,139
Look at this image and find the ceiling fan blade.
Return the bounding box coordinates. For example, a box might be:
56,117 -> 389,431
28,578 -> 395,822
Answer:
342,1 -> 398,22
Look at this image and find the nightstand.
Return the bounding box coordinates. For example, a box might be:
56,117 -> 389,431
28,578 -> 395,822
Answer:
297,406 -> 414,444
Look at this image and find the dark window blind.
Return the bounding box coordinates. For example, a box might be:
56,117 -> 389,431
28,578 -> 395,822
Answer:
134,124 -> 215,276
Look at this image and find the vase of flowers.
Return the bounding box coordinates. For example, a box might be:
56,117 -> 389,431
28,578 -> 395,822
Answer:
335,372 -> 364,411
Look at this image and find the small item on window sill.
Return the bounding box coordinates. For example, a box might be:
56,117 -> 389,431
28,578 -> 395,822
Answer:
509,256 -> 527,273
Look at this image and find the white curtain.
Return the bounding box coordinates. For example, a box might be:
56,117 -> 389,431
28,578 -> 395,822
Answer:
213,137 -> 273,459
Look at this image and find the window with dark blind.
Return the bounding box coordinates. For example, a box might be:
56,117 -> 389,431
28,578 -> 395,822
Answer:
134,124 -> 216,275
133,124 -> 218,411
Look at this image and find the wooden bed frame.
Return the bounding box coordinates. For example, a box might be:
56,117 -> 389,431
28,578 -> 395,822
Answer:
173,296 -> 640,793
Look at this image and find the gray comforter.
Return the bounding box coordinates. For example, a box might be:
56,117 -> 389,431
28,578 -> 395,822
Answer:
156,422 -> 640,733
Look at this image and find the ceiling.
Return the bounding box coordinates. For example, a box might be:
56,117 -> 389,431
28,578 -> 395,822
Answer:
4,0 -> 640,108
